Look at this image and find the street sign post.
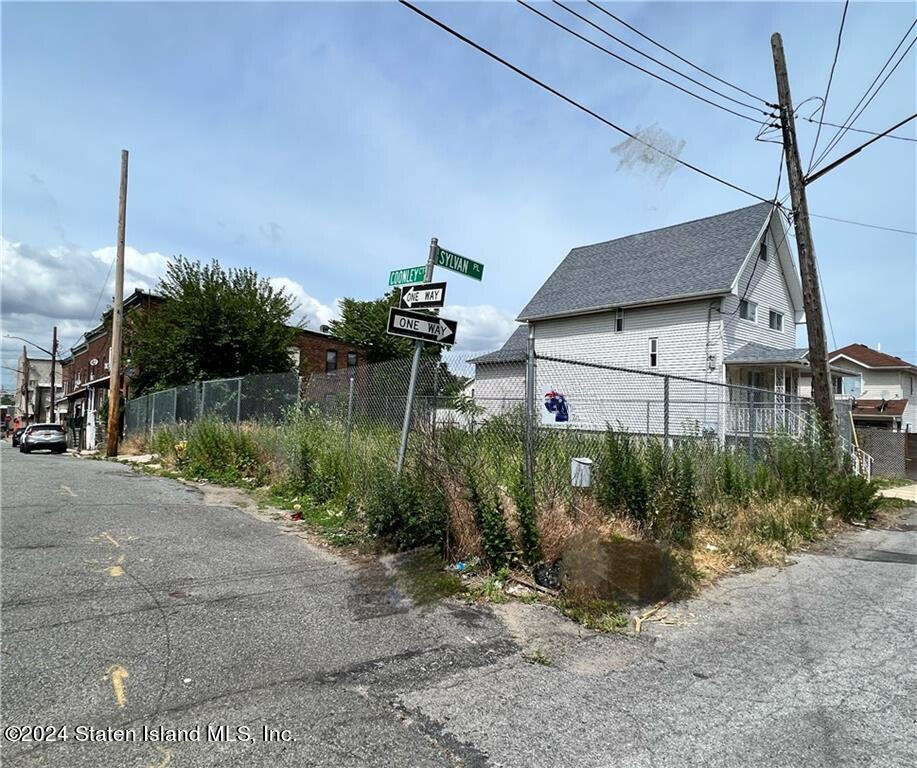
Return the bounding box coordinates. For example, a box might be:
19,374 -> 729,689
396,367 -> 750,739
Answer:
389,265 -> 426,286
387,307 -> 457,345
436,247 -> 484,281
399,281 -> 447,310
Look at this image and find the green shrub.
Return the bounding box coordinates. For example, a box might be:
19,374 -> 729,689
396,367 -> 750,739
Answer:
596,429 -> 647,521
171,418 -> 266,483
467,476 -> 515,569
830,474 -> 883,522
365,467 -> 447,551
511,472 -> 541,565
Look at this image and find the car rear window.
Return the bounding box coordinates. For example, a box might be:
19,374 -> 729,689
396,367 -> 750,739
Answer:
32,425 -> 64,433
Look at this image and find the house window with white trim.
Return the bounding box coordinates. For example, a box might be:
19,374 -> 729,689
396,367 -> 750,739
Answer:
759,241 -> 767,261
615,308 -> 624,333
768,310 -> 783,331
649,337 -> 658,368
739,299 -> 757,322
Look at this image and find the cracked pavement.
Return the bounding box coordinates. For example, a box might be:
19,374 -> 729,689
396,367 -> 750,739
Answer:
2,443 -> 915,767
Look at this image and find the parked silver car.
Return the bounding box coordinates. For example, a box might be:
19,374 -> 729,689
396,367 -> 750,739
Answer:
20,423 -> 67,454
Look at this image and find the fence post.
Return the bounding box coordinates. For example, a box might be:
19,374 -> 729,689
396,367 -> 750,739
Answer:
235,378 -> 242,429
431,361 -> 441,443
663,376 -> 670,453
747,397 -> 755,466
345,374 -> 354,458
646,401 -> 650,435
524,324 -> 536,498
172,388 -> 178,427
150,394 -> 155,444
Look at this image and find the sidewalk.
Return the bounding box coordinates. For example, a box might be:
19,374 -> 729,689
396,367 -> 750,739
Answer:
879,482 -> 917,503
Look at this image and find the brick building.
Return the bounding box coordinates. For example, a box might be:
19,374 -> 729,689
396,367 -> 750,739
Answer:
59,289 -> 163,449
288,327 -> 366,379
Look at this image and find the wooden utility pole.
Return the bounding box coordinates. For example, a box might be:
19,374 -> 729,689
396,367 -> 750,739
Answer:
49,326 -> 58,423
106,150 -> 129,457
771,33 -> 837,445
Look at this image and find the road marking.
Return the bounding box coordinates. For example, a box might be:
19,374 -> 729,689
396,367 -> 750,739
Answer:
58,485 -> 77,497
146,746 -> 172,768
101,532 -> 121,548
108,554 -> 125,577
104,664 -> 129,708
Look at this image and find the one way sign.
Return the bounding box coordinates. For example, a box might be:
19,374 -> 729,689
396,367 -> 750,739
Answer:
387,307 -> 457,346
399,281 -> 447,309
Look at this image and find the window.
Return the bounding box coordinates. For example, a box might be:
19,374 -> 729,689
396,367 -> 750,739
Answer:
759,240 -> 767,261
347,352 -> 357,368
615,308 -> 624,333
739,299 -> 757,322
768,310 -> 783,331
648,338 -> 658,368
325,349 -> 337,372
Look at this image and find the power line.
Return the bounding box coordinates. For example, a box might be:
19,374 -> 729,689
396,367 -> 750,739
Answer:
799,114 -> 916,143
806,112 -> 917,185
399,1 -> 772,203
585,1 -> 771,105
807,0 -> 849,172
807,212 -> 917,236
812,20 -> 917,170
515,1 -> 770,126
549,1 -> 767,115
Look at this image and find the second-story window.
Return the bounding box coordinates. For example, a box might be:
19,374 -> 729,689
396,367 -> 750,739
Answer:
649,337 -> 658,368
739,299 -> 757,322
347,352 -> 357,368
759,240 -> 767,261
769,310 -> 783,331
325,349 -> 337,372
615,308 -> 624,333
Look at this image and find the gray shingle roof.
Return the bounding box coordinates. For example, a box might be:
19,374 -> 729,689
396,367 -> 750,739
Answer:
468,325 -> 527,365
724,343 -> 810,365
518,203 -> 774,321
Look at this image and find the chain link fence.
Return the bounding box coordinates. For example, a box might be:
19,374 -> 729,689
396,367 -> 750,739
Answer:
124,371 -> 299,437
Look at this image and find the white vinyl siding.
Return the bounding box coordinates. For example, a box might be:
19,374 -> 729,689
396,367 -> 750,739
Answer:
532,300 -> 723,433
722,219 -> 797,355
473,362 -> 526,417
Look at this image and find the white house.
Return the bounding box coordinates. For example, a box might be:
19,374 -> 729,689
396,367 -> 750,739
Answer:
801,344 -> 917,431
474,203 -> 851,438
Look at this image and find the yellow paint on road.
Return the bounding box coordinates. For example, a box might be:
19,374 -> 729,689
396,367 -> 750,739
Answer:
101,532 -> 122,548
104,664 -> 129,708
146,746 -> 172,768
108,554 -> 125,577
58,485 -> 77,497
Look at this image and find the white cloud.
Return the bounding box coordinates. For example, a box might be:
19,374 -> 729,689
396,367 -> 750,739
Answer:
0,237 -> 170,388
267,276 -> 338,330
441,304 -> 517,354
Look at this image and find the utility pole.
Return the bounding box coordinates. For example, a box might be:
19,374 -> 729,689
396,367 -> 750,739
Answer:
49,326 -> 58,423
106,149 -> 129,457
396,237 -> 437,475
771,33 -> 837,446
21,346 -> 30,424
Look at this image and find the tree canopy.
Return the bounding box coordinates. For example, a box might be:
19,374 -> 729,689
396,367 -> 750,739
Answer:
126,258 -> 297,394
327,289 -> 434,363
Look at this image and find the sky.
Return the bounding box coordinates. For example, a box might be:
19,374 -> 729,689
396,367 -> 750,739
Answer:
2,1 -> 915,390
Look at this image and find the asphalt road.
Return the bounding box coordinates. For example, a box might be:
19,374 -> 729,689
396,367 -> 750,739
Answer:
2,442 -> 915,767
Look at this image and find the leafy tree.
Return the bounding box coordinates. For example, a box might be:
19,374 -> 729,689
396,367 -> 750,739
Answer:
126,258 -> 297,394
327,289 -> 415,362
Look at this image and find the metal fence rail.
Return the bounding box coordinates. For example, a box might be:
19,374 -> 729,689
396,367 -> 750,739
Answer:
124,371 -> 299,436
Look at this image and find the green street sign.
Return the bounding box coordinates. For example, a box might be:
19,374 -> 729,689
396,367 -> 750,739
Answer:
389,265 -> 426,286
437,247 -> 484,281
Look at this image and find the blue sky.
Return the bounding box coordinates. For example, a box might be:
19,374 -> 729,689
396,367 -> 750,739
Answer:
2,1 -> 914,389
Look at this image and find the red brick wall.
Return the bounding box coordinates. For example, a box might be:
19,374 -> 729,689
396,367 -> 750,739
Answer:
290,330 -> 367,378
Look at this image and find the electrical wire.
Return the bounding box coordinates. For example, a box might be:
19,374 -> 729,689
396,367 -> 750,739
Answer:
800,114 -> 916,142
399,1 -> 772,203
515,1 -> 771,126
807,212 -> 917,236
549,1 -> 768,115
811,19 -> 917,170
585,1 -> 771,105
807,1 -> 849,172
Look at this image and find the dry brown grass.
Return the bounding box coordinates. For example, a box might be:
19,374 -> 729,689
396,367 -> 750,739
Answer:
537,494 -> 643,564
118,434 -> 149,456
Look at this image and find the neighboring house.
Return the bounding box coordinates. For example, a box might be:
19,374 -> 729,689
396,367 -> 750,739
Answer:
468,325 -> 528,416
13,350 -> 63,426
288,327 -> 366,379
59,289 -> 164,449
474,203 -> 851,437
801,344 -> 917,431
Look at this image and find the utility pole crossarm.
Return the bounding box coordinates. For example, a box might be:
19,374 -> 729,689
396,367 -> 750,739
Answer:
771,33 -> 837,449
